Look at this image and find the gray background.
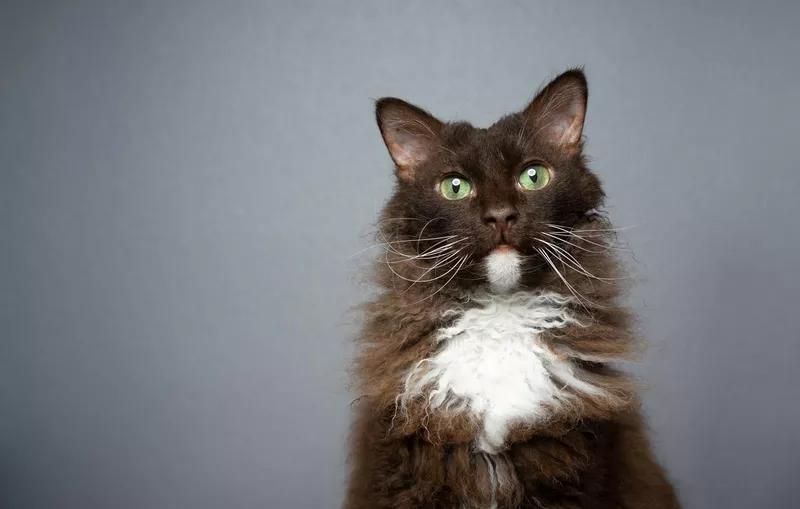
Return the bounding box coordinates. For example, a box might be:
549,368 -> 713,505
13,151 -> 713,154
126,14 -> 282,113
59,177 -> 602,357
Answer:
2,1 -> 799,508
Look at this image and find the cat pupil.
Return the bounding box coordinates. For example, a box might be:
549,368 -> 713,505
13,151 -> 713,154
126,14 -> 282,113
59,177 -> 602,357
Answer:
451,178 -> 461,193
528,168 -> 538,182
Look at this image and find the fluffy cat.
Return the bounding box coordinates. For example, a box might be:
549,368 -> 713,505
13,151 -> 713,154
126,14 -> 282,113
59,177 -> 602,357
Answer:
344,69 -> 680,509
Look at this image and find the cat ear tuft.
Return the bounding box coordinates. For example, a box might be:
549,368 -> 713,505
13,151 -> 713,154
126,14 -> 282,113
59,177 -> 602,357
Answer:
522,69 -> 588,152
375,98 -> 443,182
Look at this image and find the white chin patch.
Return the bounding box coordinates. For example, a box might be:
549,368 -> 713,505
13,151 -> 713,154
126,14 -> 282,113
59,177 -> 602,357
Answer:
485,249 -> 521,293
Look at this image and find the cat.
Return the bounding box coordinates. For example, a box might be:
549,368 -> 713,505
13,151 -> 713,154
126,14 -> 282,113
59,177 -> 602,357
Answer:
344,69 -> 680,509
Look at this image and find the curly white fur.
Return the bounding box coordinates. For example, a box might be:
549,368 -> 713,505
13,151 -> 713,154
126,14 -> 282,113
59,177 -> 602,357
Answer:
400,291 -> 608,454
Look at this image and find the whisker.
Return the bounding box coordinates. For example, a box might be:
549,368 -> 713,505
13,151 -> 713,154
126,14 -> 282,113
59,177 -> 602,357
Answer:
384,245 -> 462,272
384,248 -> 458,267
403,249 -> 467,292
376,229 -> 448,258
414,252 -> 473,304
539,243 -> 601,298
547,223 -> 640,235
384,238 -> 469,263
416,238 -> 468,258
378,235 -> 457,244
347,235 -> 458,259
550,232 -> 626,252
541,232 -> 616,254
415,217 -> 446,252
374,217 -> 427,224
540,232 -> 628,254
545,242 -> 601,284
536,239 -> 627,281
546,228 -> 613,239
535,248 -> 604,314
372,228 -> 470,277
537,247 -> 592,311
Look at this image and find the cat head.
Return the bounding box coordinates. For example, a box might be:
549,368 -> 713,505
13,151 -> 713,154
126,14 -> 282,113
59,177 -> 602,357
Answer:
374,69 -> 607,295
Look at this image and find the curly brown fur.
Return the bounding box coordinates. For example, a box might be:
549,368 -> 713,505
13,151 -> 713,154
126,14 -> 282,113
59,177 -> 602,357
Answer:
345,70 -> 680,509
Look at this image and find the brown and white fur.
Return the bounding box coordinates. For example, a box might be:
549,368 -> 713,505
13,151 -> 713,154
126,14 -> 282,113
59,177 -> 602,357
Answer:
345,69 -> 680,509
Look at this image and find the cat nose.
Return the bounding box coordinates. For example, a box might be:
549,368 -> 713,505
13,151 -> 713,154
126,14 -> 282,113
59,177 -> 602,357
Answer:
482,206 -> 518,232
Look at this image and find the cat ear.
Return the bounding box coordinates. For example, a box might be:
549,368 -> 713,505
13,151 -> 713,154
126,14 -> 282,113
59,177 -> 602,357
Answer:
522,69 -> 588,152
375,98 -> 443,182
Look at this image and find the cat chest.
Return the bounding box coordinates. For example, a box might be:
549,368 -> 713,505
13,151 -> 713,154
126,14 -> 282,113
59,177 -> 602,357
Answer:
401,293 -> 588,453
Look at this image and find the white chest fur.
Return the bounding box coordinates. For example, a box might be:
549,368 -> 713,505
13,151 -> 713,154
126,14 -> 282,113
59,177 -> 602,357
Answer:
400,292 -> 605,453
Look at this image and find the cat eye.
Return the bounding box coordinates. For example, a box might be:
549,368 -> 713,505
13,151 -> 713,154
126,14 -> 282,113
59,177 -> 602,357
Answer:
518,164 -> 551,191
439,175 -> 472,200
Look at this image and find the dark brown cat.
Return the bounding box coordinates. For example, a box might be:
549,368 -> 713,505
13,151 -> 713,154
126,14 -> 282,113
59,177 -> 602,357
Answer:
344,69 -> 680,509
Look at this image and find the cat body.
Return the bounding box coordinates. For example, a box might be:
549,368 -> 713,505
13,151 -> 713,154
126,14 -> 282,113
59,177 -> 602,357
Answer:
345,70 -> 680,509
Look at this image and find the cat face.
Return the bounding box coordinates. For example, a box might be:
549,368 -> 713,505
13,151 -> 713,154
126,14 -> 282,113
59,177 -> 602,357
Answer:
376,70 -> 605,293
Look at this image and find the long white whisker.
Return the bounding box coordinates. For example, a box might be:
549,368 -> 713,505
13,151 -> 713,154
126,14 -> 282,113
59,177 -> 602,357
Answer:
415,217 -> 445,253
415,252 -> 472,304
385,238 -> 468,264
536,239 -> 627,281
546,227 -> 612,239
377,229 -> 448,259
547,223 -> 639,234
403,249 -> 466,292
541,232 -> 617,254
537,247 -> 591,311
347,235 -> 458,259
404,252 -> 467,287
541,243 -> 601,297
385,259 -> 442,283
380,235 -> 457,245
385,244 -> 467,284
570,224 -> 639,232
544,228 -> 628,251
375,217 -> 427,223
417,238 -> 468,258
384,246 -> 459,266
385,243 -> 461,270
538,239 -> 601,277
544,245 -> 603,302
554,232 -> 624,251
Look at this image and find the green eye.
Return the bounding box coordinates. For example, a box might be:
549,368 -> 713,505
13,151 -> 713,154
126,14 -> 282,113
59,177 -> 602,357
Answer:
518,164 -> 551,190
439,176 -> 472,200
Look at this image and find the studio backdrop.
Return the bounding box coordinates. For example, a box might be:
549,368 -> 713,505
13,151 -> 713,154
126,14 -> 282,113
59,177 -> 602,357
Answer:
2,1 -> 799,508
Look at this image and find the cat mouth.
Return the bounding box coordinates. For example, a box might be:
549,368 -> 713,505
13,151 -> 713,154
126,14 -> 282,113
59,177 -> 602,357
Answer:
491,230 -> 518,252
493,243 -> 516,253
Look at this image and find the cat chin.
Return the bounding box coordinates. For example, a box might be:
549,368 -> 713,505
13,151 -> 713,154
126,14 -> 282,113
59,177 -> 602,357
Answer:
485,249 -> 522,293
